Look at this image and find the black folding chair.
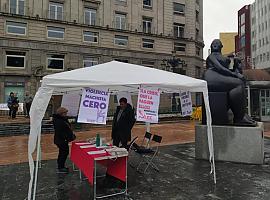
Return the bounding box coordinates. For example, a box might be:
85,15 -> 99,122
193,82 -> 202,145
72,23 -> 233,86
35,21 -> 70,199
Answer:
129,132 -> 152,167
136,134 -> 162,174
141,131 -> 152,148
127,136 -> 138,154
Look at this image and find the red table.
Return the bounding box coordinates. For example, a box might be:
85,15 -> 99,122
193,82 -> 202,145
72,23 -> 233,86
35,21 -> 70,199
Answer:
70,142 -> 128,199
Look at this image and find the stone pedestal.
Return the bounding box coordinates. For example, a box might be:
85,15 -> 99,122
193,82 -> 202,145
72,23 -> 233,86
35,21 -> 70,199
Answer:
195,122 -> 264,164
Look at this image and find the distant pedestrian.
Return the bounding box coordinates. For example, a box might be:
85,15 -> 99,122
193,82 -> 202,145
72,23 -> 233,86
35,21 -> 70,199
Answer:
24,92 -> 33,118
53,107 -> 76,173
11,93 -> 19,119
7,92 -> 14,118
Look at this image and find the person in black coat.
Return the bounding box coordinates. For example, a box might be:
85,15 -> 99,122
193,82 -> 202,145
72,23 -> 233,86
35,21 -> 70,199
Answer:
53,107 -> 76,173
111,97 -> 135,149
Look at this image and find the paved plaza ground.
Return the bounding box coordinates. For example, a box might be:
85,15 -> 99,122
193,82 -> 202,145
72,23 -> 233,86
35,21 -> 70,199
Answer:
1,119 -> 270,199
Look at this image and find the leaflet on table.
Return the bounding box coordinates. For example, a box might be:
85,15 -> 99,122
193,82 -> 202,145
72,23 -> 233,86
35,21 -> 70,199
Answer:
80,144 -> 96,148
87,150 -> 106,155
75,142 -> 92,145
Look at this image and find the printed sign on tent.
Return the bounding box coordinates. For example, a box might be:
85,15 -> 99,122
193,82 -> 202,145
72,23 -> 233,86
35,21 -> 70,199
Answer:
117,91 -> 133,106
180,91 -> 192,116
77,88 -> 110,124
61,93 -> 81,117
136,87 -> 160,123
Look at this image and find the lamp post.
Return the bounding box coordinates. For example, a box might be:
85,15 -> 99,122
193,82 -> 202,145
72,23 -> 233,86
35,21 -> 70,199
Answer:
161,51 -> 187,112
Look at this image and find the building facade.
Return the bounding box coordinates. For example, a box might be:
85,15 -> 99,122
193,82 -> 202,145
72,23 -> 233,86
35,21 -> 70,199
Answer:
235,5 -> 252,69
235,1 -> 270,121
251,0 -> 270,69
0,0 -> 204,114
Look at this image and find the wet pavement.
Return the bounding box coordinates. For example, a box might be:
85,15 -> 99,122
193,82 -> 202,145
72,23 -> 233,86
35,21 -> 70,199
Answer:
1,120 -> 270,199
1,140 -> 270,200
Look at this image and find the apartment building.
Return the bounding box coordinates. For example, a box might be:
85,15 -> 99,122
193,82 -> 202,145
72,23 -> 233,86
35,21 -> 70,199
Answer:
251,0 -> 270,69
235,5 -> 252,69
0,0 -> 203,112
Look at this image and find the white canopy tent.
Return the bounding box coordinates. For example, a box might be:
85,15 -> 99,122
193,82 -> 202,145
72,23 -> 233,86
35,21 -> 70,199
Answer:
28,61 -> 215,199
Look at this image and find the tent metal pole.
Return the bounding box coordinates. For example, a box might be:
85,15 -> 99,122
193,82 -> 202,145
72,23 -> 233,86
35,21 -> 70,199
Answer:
145,122 -> 151,148
33,132 -> 41,200
38,144 -> 42,169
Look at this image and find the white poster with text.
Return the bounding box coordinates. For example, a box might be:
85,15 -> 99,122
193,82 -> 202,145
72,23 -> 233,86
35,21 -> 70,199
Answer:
117,91 -> 133,106
77,88 -> 109,124
180,91 -> 192,116
61,93 -> 81,117
136,87 -> 160,123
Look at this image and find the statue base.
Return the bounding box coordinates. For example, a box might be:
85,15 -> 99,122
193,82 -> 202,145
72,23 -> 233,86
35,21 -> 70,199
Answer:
195,122 -> 264,164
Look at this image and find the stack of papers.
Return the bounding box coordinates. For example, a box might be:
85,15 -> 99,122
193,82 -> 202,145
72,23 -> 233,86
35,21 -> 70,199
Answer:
87,150 -> 106,155
80,145 -> 96,148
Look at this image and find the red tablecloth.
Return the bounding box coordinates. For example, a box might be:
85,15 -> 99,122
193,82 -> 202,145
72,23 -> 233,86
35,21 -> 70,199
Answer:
70,142 -> 127,185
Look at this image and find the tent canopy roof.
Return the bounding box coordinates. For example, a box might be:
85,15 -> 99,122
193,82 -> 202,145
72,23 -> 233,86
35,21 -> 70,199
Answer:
43,61 -> 207,94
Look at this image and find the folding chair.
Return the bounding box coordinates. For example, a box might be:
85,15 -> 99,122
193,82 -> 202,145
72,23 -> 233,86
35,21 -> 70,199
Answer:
141,131 -> 152,148
129,132 -> 152,167
136,134 -> 162,174
127,136 -> 139,154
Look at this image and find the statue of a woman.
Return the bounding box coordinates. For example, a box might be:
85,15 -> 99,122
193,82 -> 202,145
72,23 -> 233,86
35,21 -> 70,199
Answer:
203,39 -> 256,126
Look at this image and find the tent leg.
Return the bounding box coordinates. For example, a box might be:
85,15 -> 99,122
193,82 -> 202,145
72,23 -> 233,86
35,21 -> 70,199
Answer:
38,145 -> 42,169
145,122 -> 151,148
32,133 -> 41,200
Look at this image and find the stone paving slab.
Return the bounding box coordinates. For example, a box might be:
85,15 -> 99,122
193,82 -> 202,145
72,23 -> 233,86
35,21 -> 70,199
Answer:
1,141 -> 270,200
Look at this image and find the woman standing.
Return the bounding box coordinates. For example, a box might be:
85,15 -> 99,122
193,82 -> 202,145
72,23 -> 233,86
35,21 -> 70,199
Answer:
53,107 -> 76,173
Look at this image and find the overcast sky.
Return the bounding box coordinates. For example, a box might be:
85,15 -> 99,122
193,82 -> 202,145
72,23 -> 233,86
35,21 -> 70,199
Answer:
203,0 -> 255,59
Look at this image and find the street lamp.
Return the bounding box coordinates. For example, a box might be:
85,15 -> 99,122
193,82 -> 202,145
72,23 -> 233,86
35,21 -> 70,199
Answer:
161,51 -> 187,75
161,51 -> 187,113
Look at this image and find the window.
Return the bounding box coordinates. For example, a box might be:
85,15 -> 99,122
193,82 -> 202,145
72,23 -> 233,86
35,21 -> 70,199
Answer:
84,8 -> 96,25
252,17 -> 256,25
114,35 -> 128,46
83,57 -> 98,67
174,42 -> 186,52
10,0 -> 24,15
196,46 -> 200,56
196,29 -> 199,40
240,36 -> 245,48
141,60 -> 155,67
240,25 -> 245,36
240,13 -> 245,25
47,55 -> 64,70
195,66 -> 201,78
173,3 -> 185,15
143,0 -> 152,9
6,51 -> 25,68
47,27 -> 64,39
83,31 -> 98,43
6,21 -> 26,35
196,11 -> 199,22
142,38 -> 154,48
114,59 -> 128,63
49,2 -> 63,20
143,17 -> 152,34
196,0 -> 199,5
267,52 -> 270,61
173,23 -> 184,38
115,13 -> 126,30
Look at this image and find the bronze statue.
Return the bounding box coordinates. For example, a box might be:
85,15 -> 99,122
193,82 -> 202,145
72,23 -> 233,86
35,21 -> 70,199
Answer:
203,39 -> 256,126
